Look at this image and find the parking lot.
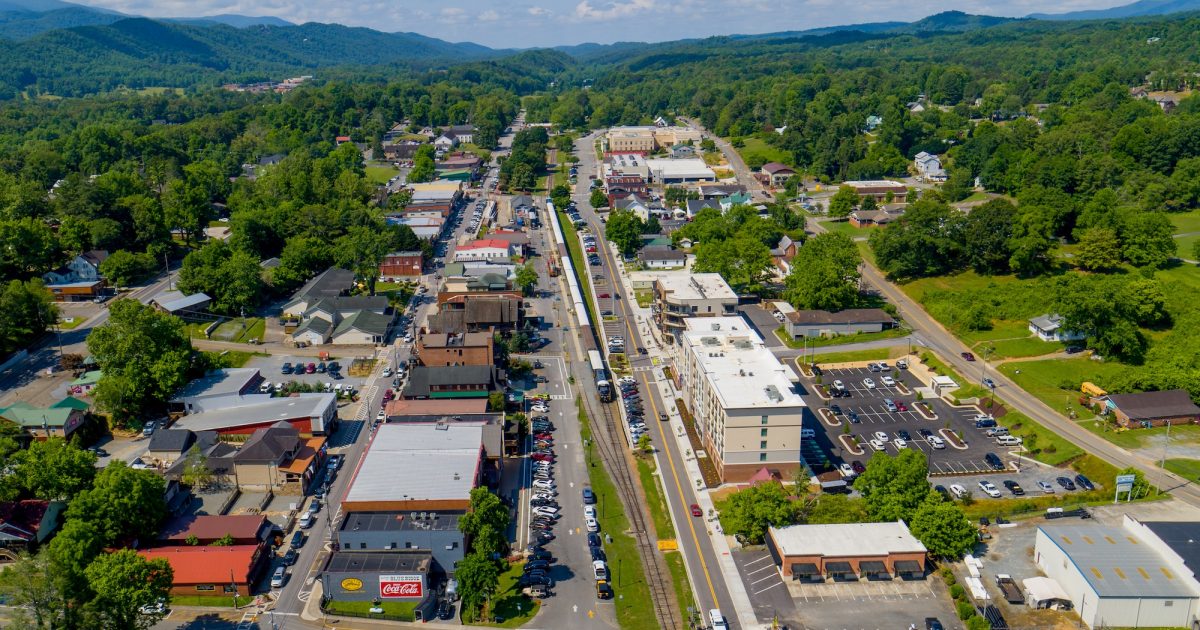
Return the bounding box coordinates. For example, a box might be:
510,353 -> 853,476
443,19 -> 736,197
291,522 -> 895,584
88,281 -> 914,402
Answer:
803,364 -> 1090,501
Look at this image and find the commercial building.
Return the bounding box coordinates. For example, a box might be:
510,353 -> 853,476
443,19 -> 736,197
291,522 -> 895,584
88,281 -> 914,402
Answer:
157,515 -> 275,547
416,331 -> 495,367
1101,390 -> 1200,428
761,162 -> 797,186
170,368 -> 263,414
654,273 -> 738,337
842,180 -> 909,203
1034,515 -> 1200,629
767,521 -> 927,581
605,127 -> 656,153
139,545 -> 267,598
231,422 -> 327,490
0,402 -> 86,440
429,294 -> 522,333
151,291 -> 212,320
173,393 -> 338,436
678,316 -> 807,482
383,399 -> 489,418
453,239 -> 513,262
42,251 -> 108,301
785,309 -> 897,339
400,365 -> 502,400
147,429 -> 221,467
645,158 -> 716,184
321,550 -> 432,603
380,251 -> 424,278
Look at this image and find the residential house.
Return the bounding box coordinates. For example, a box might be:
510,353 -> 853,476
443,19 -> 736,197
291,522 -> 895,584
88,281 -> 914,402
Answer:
232,422 -> 327,490
379,251 -> 424,279
42,250 -> 109,301
400,365 -> 502,400
695,183 -> 747,199
162,438 -> 236,486
913,152 -> 947,182
330,310 -> 392,345
282,267 -> 356,315
148,429 -> 221,467
1028,314 -> 1086,343
770,235 -> 798,272
0,401 -> 86,440
864,115 -> 883,132
613,193 -> 653,222
433,134 -> 457,151
761,162 -> 797,187
1102,390 -> 1200,428
382,142 -> 421,163
151,291 -> 212,320
416,331 -> 495,367
0,500 -> 65,552
139,545 -> 266,598
637,246 -> 687,269
454,239 -> 513,262
686,198 -> 722,218
786,309 -> 896,339
335,136 -> 351,145
287,293 -> 390,346
848,206 -> 906,228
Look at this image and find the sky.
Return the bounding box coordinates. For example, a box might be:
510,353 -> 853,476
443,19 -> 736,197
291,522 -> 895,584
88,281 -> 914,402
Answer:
72,0 -> 1136,48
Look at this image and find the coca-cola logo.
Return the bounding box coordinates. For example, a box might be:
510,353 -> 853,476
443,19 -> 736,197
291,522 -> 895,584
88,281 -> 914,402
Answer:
379,575 -> 423,598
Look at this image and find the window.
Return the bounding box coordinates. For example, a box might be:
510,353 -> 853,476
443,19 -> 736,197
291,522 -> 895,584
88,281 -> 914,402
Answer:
761,428 -> 768,437
452,541 -> 459,549
405,542 -> 413,549
759,453 -> 767,461
196,584 -> 215,591
760,441 -> 768,449
360,543 -> 367,549
223,585 -> 238,593
761,416 -> 768,425
343,543 -> 350,550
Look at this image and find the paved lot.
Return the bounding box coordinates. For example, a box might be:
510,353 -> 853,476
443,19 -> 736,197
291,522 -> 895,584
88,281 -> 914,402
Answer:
738,304 -> 786,348
731,551 -> 799,627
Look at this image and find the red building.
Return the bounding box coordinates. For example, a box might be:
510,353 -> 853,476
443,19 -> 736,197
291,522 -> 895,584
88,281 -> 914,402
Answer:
380,251 -> 424,278
139,545 -> 267,598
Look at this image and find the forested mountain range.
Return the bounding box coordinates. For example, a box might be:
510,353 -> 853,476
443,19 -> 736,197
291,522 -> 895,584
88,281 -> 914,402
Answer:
1029,0 -> 1200,20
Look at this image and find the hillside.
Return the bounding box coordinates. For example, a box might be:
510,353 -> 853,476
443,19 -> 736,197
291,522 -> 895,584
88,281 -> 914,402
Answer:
0,17 -> 501,96
0,5 -> 122,39
1029,0 -> 1200,20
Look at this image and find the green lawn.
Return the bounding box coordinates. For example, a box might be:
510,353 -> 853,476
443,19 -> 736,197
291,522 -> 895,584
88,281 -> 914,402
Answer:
171,594 -> 253,608
465,561 -> 540,627
635,290 -> 653,308
733,136 -> 791,167
203,350 -> 266,369
664,551 -> 695,623
811,347 -> 903,364
365,164 -> 399,185
325,599 -> 417,621
1164,458 -> 1200,482
234,318 -> 265,344
1080,421 -> 1200,450
58,317 -> 84,330
1177,233 -> 1200,260
995,411 -> 1084,466
576,400 -> 658,630
997,358 -> 1128,421
636,456 -> 675,539
1168,209 -> 1200,235
821,219 -> 875,240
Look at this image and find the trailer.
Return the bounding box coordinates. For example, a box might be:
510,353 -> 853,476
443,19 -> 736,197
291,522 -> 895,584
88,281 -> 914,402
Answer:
994,574 -> 1024,604
589,350 -> 613,402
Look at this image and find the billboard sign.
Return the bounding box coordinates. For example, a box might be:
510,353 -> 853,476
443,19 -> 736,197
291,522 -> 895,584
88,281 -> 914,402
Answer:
379,574 -> 424,599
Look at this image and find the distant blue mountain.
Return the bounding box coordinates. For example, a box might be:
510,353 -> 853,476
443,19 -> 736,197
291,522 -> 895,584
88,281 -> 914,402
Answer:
1029,0 -> 1200,20
164,14 -> 293,28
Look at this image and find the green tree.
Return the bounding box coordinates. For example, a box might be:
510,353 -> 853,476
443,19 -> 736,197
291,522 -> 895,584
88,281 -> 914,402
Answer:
783,233 -> 861,310
99,250 -> 157,288
407,145 -> 436,183
47,518 -> 105,626
180,445 -> 213,490
853,449 -> 930,521
589,188 -> 608,209
1116,467 -> 1151,498
1075,227 -> 1122,271
84,549 -> 173,630
827,186 -> 858,218
721,481 -> 802,544
605,210 -> 644,257
272,236 -> 335,292
1121,211 -> 1176,268
908,493 -> 977,558
86,300 -> 191,423
961,199 -> 1016,274
0,279 -> 58,358
458,487 -> 511,559
209,534 -> 235,546
870,198 -> 964,279
692,234 -> 772,292
488,391 -> 506,412
0,551 -> 62,629
0,217 -> 60,278
804,494 -> 870,524
515,264 -> 538,296
161,179 -> 211,246
455,552 -> 502,620
178,241 -> 264,316
334,226 -> 393,295
3,439 -> 97,501
67,462 -> 167,546
637,433 -> 652,452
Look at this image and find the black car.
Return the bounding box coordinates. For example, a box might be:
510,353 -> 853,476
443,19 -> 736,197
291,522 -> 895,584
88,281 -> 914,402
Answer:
897,430 -> 912,441
985,452 -> 1004,470
328,454 -> 344,470
283,548 -> 297,565
529,549 -> 554,562
587,532 -> 602,548
88,446 -> 109,457
590,547 -> 607,562
437,603 -> 455,620
1003,480 -> 1025,496
290,531 -> 304,549
847,411 -> 860,423
525,560 -> 551,572
925,618 -> 944,630
829,404 -> 842,415
534,532 -> 554,543
1075,474 -> 1096,491
1056,476 -> 1077,490
520,575 -> 553,587
918,429 -> 934,438
933,485 -> 949,499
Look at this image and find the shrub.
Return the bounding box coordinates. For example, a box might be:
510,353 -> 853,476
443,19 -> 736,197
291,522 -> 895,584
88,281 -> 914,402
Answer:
940,568 -> 956,586
949,584 -> 965,600
957,600 -> 976,621
966,615 -> 991,630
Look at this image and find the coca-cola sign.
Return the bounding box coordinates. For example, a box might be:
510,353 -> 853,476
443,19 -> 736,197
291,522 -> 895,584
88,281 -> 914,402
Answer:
379,574 -> 423,599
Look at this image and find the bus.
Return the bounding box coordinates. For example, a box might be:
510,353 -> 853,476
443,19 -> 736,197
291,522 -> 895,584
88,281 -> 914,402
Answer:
588,350 -> 613,402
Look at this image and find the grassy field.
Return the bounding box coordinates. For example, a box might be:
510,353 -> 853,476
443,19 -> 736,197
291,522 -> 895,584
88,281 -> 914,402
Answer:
997,358 -> 1127,420
1080,421 -> 1200,449
325,599 -> 417,621
820,219 -> 875,240
1168,209 -> 1200,235
811,347 -> 902,363
635,290 -> 653,308
576,400 -> 658,630
734,136 -> 791,167
171,594 -> 253,608
1164,458 -> 1200,482
204,350 -> 266,369
995,411 -> 1084,466
464,561 -> 540,627
635,456 -> 675,539
365,164 -> 399,185
663,551 -> 695,624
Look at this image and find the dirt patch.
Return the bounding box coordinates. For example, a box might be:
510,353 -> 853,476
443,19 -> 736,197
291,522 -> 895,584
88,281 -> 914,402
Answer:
677,398 -> 721,488
915,401 -> 938,420
838,434 -> 864,456
817,408 -> 842,427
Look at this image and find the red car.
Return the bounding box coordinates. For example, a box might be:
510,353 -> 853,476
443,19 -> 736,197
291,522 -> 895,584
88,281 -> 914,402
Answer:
306,362 -> 317,373
897,402 -> 908,412
690,504 -> 702,517
535,432 -> 553,441
531,453 -> 555,462
961,352 -> 975,361
851,460 -> 866,474
598,293 -> 610,298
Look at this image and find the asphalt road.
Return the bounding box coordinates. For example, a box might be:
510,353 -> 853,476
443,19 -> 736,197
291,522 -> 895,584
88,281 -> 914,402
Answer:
573,131 -> 740,628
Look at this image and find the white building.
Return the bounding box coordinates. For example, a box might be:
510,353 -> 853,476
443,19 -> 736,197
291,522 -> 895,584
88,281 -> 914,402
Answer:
1034,515 -> 1200,629
645,158 -> 716,184
678,316 -> 807,483
1028,314 -> 1087,343
453,239 -> 513,262
913,151 -> 947,182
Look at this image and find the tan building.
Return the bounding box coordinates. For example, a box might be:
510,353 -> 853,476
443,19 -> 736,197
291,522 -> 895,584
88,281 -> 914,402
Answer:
1102,389 -> 1200,428
678,317 -> 807,483
767,522 -> 927,581
842,180 -> 909,203
416,331 -> 495,367
654,272 -> 738,337
231,422 -> 326,490
606,127 -> 656,152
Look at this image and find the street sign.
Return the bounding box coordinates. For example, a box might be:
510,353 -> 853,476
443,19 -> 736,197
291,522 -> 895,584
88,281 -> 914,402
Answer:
1115,473 -> 1137,503
1116,474 -> 1137,486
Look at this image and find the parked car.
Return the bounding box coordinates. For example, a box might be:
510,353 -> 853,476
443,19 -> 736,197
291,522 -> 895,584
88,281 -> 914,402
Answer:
978,481 -> 1001,498
271,566 -> 287,588
949,484 -> 968,499
863,378 -> 876,389
1075,474 -> 1096,491
1003,480 -> 1025,496
1056,476 -> 1077,490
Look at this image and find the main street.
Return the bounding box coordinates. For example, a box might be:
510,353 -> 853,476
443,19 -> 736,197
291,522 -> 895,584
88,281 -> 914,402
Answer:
572,132 -> 743,628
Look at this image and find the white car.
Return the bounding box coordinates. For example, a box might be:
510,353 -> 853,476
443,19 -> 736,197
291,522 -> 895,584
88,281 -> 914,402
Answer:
893,438 -> 908,449
949,484 -> 967,499
139,599 -> 168,616
271,566 -> 287,588
838,463 -> 856,478
585,516 -> 600,532
881,376 -> 896,387
533,480 -> 556,490
869,439 -> 885,451
376,410 -> 386,422
832,380 -> 846,391
978,481 -> 1002,498
383,368 -> 393,378
863,378 -> 876,389
873,431 -> 890,442
532,493 -> 555,501
996,435 -> 1024,446
928,436 -> 946,449
403,334 -> 414,343
584,505 -> 596,518
533,507 -> 559,517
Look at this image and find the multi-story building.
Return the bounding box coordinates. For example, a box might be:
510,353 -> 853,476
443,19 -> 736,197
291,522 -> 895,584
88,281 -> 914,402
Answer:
653,272 -> 738,339
605,127 -> 656,153
415,331 -> 495,367
678,317 -> 807,483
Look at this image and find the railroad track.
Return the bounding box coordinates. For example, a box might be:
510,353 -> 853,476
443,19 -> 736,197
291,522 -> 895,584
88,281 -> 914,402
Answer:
583,393 -> 681,630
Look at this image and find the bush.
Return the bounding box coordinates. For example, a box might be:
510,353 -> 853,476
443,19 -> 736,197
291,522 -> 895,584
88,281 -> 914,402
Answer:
957,600 -> 976,621
940,567 -> 957,586
966,615 -> 991,630
949,584 -> 965,600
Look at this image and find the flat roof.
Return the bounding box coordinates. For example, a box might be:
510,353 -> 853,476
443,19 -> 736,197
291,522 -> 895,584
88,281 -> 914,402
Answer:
384,399 -> 488,416
645,158 -> 716,179
843,180 -> 907,189
174,394 -> 334,431
656,273 -> 737,302
340,511 -> 461,533
1039,524 -> 1200,598
344,423 -> 483,505
1145,521 -> 1200,579
324,550 -> 432,574
172,368 -> 259,402
770,522 -> 926,557
682,317 -> 805,410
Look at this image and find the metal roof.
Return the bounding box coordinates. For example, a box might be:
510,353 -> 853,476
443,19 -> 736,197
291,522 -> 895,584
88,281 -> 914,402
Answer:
770,522 -> 926,558
1039,524 -> 1200,598
173,394 -> 335,432
344,423 -> 483,505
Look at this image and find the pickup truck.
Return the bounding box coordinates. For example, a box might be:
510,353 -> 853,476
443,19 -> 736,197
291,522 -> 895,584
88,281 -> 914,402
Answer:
995,574 -> 1024,604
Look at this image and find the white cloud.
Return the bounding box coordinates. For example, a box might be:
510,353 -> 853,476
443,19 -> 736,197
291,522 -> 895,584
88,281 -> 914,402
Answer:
527,5 -> 551,15
479,8 -> 500,20
438,6 -> 467,22
574,0 -> 656,21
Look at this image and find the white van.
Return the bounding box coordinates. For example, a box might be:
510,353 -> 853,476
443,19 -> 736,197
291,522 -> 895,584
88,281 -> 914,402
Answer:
259,381 -> 272,394
709,609 -> 728,630
298,511 -> 314,529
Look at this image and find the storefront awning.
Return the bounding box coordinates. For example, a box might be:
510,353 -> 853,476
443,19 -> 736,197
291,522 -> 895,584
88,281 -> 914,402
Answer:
825,561 -> 855,575
790,562 -> 819,577
860,560 -> 889,574
894,560 -> 924,574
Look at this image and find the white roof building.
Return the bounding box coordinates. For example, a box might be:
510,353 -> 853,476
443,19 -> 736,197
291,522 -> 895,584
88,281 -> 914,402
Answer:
173,393 -> 337,435
343,422 -> 484,512
645,158 -> 716,184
